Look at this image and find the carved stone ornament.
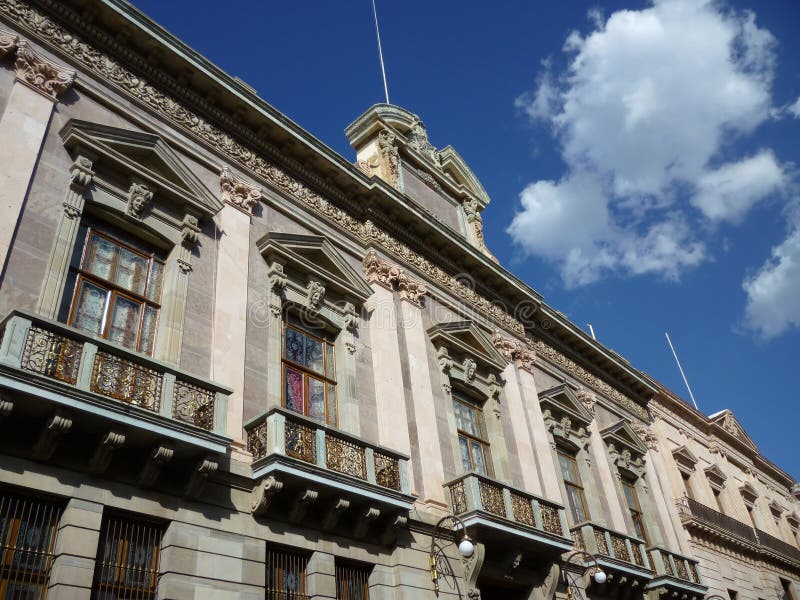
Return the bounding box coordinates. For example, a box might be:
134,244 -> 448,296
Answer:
362,251 -> 427,305
631,422 -> 659,451
180,214 -> 200,246
14,40 -> 74,99
0,0 -> 651,423
437,346 -> 453,374
306,279 -> 326,311
126,181 -> 153,218
462,196 -> 496,260
177,258 -> 192,274
343,301 -> 358,333
463,358 -> 478,383
267,261 -> 288,291
252,475 -> 284,516
487,373 -> 501,399
575,387 -> 597,415
463,541 -> 486,600
220,166 -> 262,213
0,28 -> 17,57
491,331 -> 535,373
406,119 -> 438,163
378,129 -> 400,188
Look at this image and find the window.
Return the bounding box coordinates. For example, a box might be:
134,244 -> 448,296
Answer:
282,322 -> 337,425
0,491 -> 62,599
681,473 -> 695,500
728,589 -> 738,600
557,449 -> 588,524
69,230 -> 163,354
622,478 -> 648,544
266,546 -> 308,599
712,489 -> 724,513
781,577 -> 795,600
453,394 -> 492,477
335,561 -> 371,600
92,513 -> 163,599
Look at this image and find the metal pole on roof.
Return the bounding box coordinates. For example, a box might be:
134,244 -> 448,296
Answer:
587,324 -> 596,340
371,0 -> 391,104
665,331 -> 699,410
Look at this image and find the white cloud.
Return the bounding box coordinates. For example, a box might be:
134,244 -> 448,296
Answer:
510,0 -> 784,287
743,225 -> 800,338
691,151 -> 786,224
788,96 -> 800,118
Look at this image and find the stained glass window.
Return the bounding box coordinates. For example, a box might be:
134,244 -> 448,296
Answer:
282,323 -> 336,425
453,394 -> 492,477
68,230 -> 163,355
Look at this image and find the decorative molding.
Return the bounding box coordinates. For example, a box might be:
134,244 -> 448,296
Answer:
186,458 -> 218,499
362,251 -> 427,305
88,430 -> 125,474
177,258 -> 192,274
396,271 -> 427,306
252,475 -> 284,516
631,422 -> 659,451
575,386 -> 596,415
220,166 -> 262,214
528,336 -> 648,420
491,331 -> 535,373
139,444 -> 174,487
32,412 -> 72,461
437,346 -> 453,374
126,181 -> 153,218
14,39 -> 74,99
267,261 -> 288,291
462,196 -> 496,260
180,214 -> 200,246
406,119 -> 438,163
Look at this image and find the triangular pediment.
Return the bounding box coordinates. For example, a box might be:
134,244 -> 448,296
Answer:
257,233 -> 373,303
539,384 -> 594,428
704,463 -> 727,486
672,445 -> 699,471
710,410 -> 757,451
428,321 -> 506,372
601,420 -> 649,457
60,120 -> 222,218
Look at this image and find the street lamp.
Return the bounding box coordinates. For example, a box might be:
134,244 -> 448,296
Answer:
429,514 -> 475,596
563,550 -> 607,600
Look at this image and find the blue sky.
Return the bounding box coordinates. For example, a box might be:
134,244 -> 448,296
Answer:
130,0 -> 799,479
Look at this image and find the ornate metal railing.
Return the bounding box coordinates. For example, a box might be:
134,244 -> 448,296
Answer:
677,497 -> 800,566
245,407 -> 410,494
0,311 -> 229,434
569,522 -> 650,571
444,472 -> 569,538
647,546 -> 702,584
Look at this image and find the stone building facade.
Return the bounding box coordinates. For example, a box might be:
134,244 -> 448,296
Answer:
0,1 -> 796,599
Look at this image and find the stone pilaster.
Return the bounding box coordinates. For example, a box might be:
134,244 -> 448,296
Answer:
212,169 -> 261,443
501,364 -> 542,495
0,40 -> 74,274
587,421 -> 628,531
47,498 -> 103,600
306,551 -> 336,599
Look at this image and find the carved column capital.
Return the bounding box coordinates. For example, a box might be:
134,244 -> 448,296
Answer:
0,29 -> 18,58
363,250 -> 401,289
397,272 -> 427,306
14,40 -> 74,99
220,166 -> 262,214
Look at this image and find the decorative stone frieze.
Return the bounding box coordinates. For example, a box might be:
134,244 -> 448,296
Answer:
126,181 -> 153,218
14,40 -> 74,99
0,28 -> 18,57
362,251 -> 426,305
220,166 -> 262,213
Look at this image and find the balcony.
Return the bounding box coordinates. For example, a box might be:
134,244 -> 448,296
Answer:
571,522 -> 653,581
245,407 -> 415,543
0,310 -> 232,495
677,496 -> 800,569
443,472 -> 574,558
646,546 -> 706,599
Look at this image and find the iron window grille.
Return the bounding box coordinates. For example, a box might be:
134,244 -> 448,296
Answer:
335,560 -> 371,600
266,546 -> 309,600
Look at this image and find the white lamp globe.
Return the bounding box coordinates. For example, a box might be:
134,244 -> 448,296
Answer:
458,539 -> 475,558
593,570 -> 607,584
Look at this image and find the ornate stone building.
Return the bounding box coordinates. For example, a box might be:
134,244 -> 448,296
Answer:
0,1 -> 796,599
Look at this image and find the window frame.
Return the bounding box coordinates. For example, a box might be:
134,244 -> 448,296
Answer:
557,448 -> 589,525
621,476 -> 648,544
67,229 -> 163,355
281,321 -> 338,426
452,392 -> 493,477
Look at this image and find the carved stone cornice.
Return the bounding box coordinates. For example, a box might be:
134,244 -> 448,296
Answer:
14,40 -> 74,99
220,166 -> 262,214
528,335 -> 649,420
0,28 -> 17,56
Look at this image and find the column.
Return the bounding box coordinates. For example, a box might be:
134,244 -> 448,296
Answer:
398,293 -> 446,505
47,498 -> 103,600
587,421 -> 628,531
0,40 -> 74,274
517,366 -> 562,502
213,168 -> 261,443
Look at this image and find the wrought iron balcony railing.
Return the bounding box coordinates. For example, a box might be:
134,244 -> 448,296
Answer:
245,407 -> 412,495
0,310 -> 230,441
647,546 -> 703,585
676,496 -> 800,567
571,521 -> 652,574
444,472 -> 573,551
